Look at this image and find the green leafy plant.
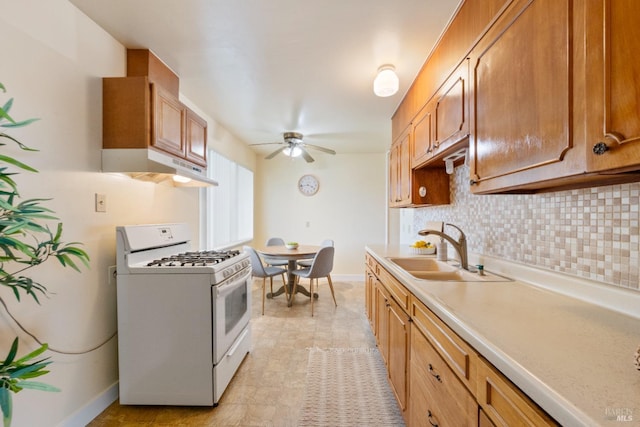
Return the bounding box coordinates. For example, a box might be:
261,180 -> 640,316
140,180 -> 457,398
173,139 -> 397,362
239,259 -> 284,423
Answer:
0,82 -> 90,426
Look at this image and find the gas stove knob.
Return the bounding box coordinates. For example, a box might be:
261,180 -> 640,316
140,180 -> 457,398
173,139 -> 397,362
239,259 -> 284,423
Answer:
223,270 -> 231,278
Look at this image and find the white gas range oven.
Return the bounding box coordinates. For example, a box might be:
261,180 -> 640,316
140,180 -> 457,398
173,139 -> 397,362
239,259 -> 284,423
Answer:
115,223 -> 252,406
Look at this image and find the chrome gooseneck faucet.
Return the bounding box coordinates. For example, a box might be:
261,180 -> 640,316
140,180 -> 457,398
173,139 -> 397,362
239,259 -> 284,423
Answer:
418,223 -> 468,271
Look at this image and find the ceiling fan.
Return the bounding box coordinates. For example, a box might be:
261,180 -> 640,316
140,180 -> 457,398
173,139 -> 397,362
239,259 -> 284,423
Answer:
250,132 -> 336,163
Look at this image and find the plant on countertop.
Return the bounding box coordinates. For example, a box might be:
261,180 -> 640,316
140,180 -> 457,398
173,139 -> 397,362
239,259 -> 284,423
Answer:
0,82 -> 90,427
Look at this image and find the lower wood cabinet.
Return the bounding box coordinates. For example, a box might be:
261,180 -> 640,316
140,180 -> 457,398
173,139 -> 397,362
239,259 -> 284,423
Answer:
364,253 -> 559,427
387,295 -> 410,413
479,408 -> 496,427
410,325 -> 476,426
477,357 -> 558,427
364,267 -> 376,332
374,279 -> 410,420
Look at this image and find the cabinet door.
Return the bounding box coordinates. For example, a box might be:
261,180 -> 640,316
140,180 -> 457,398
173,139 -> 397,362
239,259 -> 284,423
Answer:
398,132 -> 411,204
185,109 -> 207,167
365,268 -> 376,331
411,101 -> 434,168
152,84 -> 185,158
389,129 -> 412,207
585,0 -> 640,172
374,281 -> 389,365
468,0 -> 578,193
433,59 -> 469,157
389,141 -> 400,206
387,297 -> 410,412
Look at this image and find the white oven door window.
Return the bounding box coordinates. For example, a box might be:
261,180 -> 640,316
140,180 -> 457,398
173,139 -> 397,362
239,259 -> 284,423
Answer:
212,271 -> 252,363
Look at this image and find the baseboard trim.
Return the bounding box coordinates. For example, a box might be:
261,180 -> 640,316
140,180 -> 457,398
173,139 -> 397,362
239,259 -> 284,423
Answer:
331,273 -> 364,282
58,382 -> 118,427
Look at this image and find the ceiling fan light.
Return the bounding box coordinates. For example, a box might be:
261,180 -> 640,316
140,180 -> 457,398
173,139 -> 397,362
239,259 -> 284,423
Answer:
373,65 -> 399,97
283,146 -> 302,157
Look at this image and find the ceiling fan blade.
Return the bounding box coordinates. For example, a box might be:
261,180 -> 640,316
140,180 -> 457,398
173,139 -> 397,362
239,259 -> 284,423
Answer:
299,147 -> 315,163
249,142 -> 282,147
265,146 -> 287,159
303,143 -> 336,155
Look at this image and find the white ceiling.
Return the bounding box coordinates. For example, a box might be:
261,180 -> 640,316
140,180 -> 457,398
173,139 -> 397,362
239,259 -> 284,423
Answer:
70,0 -> 461,159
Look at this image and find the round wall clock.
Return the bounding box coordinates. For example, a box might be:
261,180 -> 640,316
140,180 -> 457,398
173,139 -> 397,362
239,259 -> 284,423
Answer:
298,174 -> 319,196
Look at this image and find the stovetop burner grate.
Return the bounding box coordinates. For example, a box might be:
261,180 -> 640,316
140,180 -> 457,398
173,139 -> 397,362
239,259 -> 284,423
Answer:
146,250 -> 241,267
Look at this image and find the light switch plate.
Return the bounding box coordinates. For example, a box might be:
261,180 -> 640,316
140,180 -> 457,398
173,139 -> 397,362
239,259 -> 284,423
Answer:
95,193 -> 106,212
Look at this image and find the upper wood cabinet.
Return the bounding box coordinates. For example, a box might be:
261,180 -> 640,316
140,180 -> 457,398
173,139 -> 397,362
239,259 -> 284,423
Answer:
389,129 -> 412,207
467,0 -> 640,193
468,0 -> 581,193
584,0 -> 640,173
411,101 -> 434,168
103,77 -> 208,168
390,125 -> 451,208
396,0 -> 640,194
185,108 -> 208,166
152,84 -> 186,158
413,59 -> 470,168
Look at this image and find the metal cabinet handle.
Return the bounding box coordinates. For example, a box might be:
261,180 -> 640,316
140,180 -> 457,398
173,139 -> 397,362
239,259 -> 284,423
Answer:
428,363 -> 442,382
427,410 -> 439,427
592,142 -> 609,155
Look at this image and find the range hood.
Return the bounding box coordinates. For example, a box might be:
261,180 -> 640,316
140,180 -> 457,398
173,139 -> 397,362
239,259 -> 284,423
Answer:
102,148 -> 218,188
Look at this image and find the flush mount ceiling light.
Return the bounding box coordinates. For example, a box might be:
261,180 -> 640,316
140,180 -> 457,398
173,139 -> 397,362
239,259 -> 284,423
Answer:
373,64 -> 399,97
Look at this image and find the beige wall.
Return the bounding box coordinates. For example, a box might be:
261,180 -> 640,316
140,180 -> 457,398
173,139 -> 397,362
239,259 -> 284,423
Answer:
0,1 -> 253,425
254,153 -> 387,276
409,164 -> 640,292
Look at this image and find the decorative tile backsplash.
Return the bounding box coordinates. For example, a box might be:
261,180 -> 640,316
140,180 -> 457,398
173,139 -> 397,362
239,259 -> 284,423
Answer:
413,165 -> 640,291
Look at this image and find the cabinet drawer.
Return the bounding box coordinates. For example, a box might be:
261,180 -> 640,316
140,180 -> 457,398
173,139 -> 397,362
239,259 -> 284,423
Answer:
410,326 -> 476,426
377,266 -> 410,311
478,358 -> 558,427
410,295 -> 477,392
365,253 -> 380,276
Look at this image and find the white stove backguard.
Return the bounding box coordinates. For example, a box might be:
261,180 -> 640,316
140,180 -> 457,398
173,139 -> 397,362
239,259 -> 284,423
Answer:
119,223 -> 191,252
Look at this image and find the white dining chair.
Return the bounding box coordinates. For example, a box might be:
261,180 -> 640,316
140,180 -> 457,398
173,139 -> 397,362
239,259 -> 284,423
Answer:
244,246 -> 288,315
297,239 -> 333,268
263,237 -> 289,268
291,246 -> 336,316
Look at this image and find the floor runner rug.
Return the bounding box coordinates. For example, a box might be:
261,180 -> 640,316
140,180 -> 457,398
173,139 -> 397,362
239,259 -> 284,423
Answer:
298,347 -> 406,426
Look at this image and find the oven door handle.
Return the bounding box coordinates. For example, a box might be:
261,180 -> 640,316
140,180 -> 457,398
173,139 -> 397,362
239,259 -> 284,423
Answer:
216,269 -> 251,298
226,328 -> 250,358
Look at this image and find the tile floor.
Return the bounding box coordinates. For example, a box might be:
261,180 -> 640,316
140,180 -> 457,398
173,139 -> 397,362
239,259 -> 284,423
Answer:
88,277 -> 378,426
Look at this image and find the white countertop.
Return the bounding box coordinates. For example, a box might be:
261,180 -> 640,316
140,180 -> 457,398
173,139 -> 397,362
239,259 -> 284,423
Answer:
366,245 -> 640,427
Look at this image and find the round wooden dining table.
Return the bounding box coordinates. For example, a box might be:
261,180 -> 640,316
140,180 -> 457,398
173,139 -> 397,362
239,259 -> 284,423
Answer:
257,245 -> 321,306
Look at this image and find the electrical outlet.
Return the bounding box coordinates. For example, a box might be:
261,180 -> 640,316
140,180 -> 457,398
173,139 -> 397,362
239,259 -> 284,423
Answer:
108,265 -> 117,286
95,193 -> 107,213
